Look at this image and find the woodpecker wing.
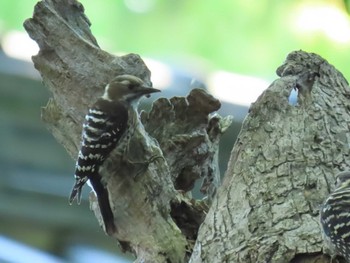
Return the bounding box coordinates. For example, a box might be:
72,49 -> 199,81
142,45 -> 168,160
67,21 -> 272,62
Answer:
69,99 -> 128,204
321,189 -> 350,259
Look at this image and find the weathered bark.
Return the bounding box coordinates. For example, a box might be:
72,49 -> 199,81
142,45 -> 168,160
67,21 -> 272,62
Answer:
24,0 -> 231,262
190,52 -> 350,263
24,1 -> 350,263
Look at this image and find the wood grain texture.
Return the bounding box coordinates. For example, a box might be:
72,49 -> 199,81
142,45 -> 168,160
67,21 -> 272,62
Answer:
190,51 -> 350,263
24,1 -> 230,262
24,1 -> 347,262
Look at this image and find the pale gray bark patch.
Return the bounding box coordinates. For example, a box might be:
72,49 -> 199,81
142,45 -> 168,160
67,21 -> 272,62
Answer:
24,0 -> 231,262
190,51 -> 350,263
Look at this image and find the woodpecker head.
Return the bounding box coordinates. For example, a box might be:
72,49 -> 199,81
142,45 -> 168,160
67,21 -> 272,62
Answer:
102,75 -> 160,103
335,171 -> 350,190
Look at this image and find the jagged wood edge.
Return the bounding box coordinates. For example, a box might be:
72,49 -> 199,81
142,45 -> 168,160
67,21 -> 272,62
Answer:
190,51 -> 350,263
24,0 -> 184,262
24,0 -> 232,262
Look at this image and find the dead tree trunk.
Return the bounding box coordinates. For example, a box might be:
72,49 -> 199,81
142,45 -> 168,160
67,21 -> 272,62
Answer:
24,0 -> 230,262
190,52 -> 350,263
24,0 -> 350,263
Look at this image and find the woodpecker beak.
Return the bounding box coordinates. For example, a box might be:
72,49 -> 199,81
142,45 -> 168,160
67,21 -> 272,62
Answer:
140,86 -> 161,98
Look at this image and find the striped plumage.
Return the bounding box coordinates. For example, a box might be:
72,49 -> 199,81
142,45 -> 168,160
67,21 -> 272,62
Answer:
69,75 -> 160,235
320,171 -> 350,261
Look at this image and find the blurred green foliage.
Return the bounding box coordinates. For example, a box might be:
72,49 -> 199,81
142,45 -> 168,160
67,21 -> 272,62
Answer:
0,0 -> 349,80
345,0 -> 350,13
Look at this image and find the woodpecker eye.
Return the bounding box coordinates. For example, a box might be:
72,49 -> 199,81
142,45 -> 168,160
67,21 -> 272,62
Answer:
128,84 -> 140,91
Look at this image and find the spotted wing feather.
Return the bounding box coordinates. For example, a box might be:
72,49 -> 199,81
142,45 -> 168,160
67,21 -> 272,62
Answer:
69,99 -> 128,203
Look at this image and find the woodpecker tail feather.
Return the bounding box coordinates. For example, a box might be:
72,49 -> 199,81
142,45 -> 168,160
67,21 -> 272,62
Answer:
89,175 -> 117,236
95,187 -> 117,235
69,177 -> 87,205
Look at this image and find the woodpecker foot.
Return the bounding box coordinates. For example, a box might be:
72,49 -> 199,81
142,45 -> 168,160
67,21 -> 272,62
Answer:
126,153 -> 164,166
147,154 -> 165,164
129,154 -> 164,179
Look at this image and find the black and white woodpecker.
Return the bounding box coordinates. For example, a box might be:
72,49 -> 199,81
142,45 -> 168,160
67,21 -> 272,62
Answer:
320,171 -> 350,261
69,75 -> 160,235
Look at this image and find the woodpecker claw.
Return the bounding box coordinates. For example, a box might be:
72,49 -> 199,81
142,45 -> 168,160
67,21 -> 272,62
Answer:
69,180 -> 84,205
